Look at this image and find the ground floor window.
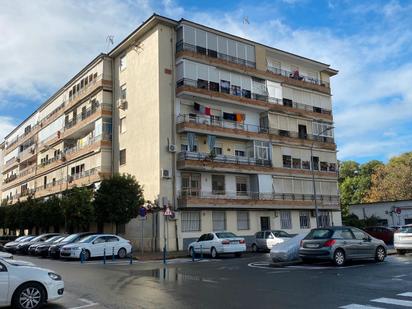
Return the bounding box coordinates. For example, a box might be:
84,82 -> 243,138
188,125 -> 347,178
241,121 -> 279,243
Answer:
212,211 -> 226,231
181,211 -> 201,232
280,210 -> 292,229
318,211 -> 330,228
237,211 -> 249,230
299,211 -> 310,229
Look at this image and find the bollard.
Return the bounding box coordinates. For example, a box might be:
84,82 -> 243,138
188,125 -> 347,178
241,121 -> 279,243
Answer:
191,249 -> 195,262
80,249 -> 85,264
103,248 -> 106,264
200,245 -> 203,260
112,247 -> 115,262
129,249 -> 133,265
163,246 -> 166,265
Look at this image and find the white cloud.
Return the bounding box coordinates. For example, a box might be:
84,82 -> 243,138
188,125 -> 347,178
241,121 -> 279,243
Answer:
0,117 -> 17,141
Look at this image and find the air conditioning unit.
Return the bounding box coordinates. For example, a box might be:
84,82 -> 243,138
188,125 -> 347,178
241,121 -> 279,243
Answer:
168,144 -> 177,153
161,169 -> 172,179
118,99 -> 128,110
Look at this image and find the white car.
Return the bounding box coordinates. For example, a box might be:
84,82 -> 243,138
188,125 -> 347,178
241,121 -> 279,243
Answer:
0,252 -> 13,260
188,232 -> 246,258
251,230 -> 296,252
60,234 -> 132,260
0,257 -> 64,309
394,224 -> 412,254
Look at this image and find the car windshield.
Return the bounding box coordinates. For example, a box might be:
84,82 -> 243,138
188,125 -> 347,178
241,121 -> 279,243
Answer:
44,236 -> 61,243
399,226 -> 412,233
29,235 -> 45,242
272,230 -> 290,237
306,229 -> 333,239
53,236 -> 66,243
15,236 -> 28,242
216,232 -> 237,239
61,234 -> 80,243
79,235 -> 97,243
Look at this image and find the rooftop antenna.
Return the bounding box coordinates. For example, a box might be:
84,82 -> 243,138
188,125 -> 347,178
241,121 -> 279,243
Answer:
242,16 -> 249,36
106,35 -> 114,52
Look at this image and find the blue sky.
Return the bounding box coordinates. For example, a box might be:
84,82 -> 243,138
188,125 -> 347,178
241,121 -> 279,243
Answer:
1,0 -> 412,163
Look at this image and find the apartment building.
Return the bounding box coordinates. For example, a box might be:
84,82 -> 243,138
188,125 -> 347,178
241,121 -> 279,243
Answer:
0,14 -> 340,251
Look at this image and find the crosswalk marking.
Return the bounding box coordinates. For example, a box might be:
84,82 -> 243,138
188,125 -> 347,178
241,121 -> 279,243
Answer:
400,293 -> 412,297
371,297 -> 412,307
339,304 -> 384,309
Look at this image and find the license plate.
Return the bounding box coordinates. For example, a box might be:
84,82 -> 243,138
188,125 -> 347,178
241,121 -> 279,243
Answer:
306,244 -> 319,248
230,240 -> 239,244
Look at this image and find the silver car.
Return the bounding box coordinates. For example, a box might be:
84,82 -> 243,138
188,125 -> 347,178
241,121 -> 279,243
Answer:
394,224 -> 412,254
299,226 -> 387,266
252,230 -> 295,252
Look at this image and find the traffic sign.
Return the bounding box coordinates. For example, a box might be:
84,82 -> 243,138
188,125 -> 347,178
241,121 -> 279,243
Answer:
164,207 -> 173,216
139,207 -> 147,217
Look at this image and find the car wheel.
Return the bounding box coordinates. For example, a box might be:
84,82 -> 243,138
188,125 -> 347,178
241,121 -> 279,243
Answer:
375,246 -> 386,262
397,249 -> 406,255
211,247 -> 218,259
118,248 -> 127,259
333,249 -> 346,266
12,282 -> 46,309
251,244 -> 258,253
83,249 -> 91,261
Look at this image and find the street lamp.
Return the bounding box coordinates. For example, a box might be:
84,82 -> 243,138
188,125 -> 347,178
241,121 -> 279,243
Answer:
311,125 -> 334,228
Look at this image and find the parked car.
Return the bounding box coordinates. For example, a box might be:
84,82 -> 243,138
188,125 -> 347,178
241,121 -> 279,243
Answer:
35,236 -> 67,257
0,252 -> 13,260
49,232 -> 97,259
363,226 -> 394,244
16,234 -> 60,255
394,224 -> 412,255
299,226 -> 387,266
60,234 -> 132,260
188,232 -> 246,258
251,230 -> 295,252
0,257 -> 64,309
28,236 -> 64,256
3,236 -> 35,254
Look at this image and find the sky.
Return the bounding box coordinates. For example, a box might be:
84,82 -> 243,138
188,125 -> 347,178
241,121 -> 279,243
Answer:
1,0 -> 412,163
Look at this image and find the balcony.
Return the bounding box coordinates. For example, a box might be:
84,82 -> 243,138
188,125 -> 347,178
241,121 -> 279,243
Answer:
177,151 -> 272,174
64,134 -> 112,161
2,157 -> 19,173
2,165 -> 36,190
176,41 -> 256,68
18,145 -> 37,163
176,114 -> 335,149
176,78 -> 332,120
177,190 -> 340,210
267,66 -> 330,88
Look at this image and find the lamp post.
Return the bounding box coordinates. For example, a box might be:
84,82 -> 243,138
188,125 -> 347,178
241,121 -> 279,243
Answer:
311,125 -> 334,228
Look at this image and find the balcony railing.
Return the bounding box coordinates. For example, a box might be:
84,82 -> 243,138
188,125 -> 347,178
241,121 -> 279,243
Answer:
178,151 -> 272,167
267,66 -> 330,88
177,114 -> 335,144
3,174 -> 17,184
178,190 -> 339,202
64,133 -> 112,156
176,78 -> 332,115
64,103 -> 109,130
176,41 -> 256,68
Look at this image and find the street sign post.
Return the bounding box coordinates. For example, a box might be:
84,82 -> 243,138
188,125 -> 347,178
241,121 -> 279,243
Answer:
139,207 -> 147,256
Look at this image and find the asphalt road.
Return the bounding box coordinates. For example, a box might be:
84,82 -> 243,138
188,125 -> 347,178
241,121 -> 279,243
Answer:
8,253 -> 412,309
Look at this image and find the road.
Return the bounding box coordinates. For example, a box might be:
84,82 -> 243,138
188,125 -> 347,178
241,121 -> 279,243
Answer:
8,253 -> 412,309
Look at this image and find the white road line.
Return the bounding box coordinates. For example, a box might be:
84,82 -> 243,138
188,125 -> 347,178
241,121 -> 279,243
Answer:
394,275 -> 408,278
372,297 -> 412,307
399,292 -> 412,297
68,298 -> 99,309
339,304 -> 384,309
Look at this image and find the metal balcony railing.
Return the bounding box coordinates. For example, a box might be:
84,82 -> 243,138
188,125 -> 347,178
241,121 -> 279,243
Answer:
267,66 -> 330,88
176,41 -> 256,68
178,151 -> 272,167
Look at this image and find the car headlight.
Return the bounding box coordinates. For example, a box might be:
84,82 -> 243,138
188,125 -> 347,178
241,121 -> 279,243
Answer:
48,272 -> 62,281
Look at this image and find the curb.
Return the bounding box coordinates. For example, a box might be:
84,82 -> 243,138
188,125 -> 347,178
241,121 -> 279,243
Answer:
270,259 -> 302,267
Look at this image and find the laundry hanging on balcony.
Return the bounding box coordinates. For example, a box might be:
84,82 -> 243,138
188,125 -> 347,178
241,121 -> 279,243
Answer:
223,112 -> 245,122
194,102 -> 211,115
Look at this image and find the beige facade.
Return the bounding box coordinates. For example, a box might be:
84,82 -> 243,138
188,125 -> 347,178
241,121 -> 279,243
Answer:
0,14 -> 341,251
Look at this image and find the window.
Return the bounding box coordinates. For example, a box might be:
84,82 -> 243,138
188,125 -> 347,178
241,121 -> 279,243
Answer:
320,161 -> 328,171
235,150 -> 245,157
197,79 -> 208,89
209,81 -> 219,92
351,228 -> 368,240
333,229 -> 354,239
299,211 -> 310,229
120,117 -> 126,133
280,210 -> 292,229
237,211 -> 250,230
181,211 -> 201,232
120,149 -> 126,165
231,85 -> 241,96
212,175 -> 225,195
213,147 -> 222,155
181,173 -> 201,196
120,54 -> 126,71
212,211 -> 226,231
236,176 -> 248,196
283,155 -> 292,168
220,80 -> 230,94
312,156 -> 319,171
181,144 -> 198,152
242,89 -> 251,98
298,125 -> 307,139
292,158 -> 301,169
329,163 -> 336,172
302,160 -> 310,170
318,211 -> 330,228
120,85 -> 127,100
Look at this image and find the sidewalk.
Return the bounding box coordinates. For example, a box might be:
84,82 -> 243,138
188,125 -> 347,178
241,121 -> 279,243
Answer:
133,250 -> 189,261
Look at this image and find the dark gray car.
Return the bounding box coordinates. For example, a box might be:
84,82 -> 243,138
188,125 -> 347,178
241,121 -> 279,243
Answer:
299,226 -> 387,266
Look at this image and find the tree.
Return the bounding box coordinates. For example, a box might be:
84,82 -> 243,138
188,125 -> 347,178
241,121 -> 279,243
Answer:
94,174 -> 145,234
61,187 -> 94,233
366,152 -> 412,202
41,196 -> 65,233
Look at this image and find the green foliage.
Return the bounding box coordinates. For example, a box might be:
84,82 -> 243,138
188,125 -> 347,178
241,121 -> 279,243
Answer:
94,174 -> 145,232
61,187 -> 94,233
342,214 -> 381,229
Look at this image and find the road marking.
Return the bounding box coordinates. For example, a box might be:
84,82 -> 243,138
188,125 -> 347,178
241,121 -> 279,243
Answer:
339,304 -> 384,309
202,279 -> 218,284
371,297 -> 412,307
399,292 -> 412,297
394,275 -> 408,278
68,298 -> 99,309
287,264 -> 365,270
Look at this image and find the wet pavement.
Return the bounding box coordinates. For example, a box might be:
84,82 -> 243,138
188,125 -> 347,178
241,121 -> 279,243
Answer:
7,253 -> 412,308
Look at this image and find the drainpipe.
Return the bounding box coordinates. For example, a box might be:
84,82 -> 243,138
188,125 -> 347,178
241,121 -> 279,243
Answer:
110,56 -> 115,177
